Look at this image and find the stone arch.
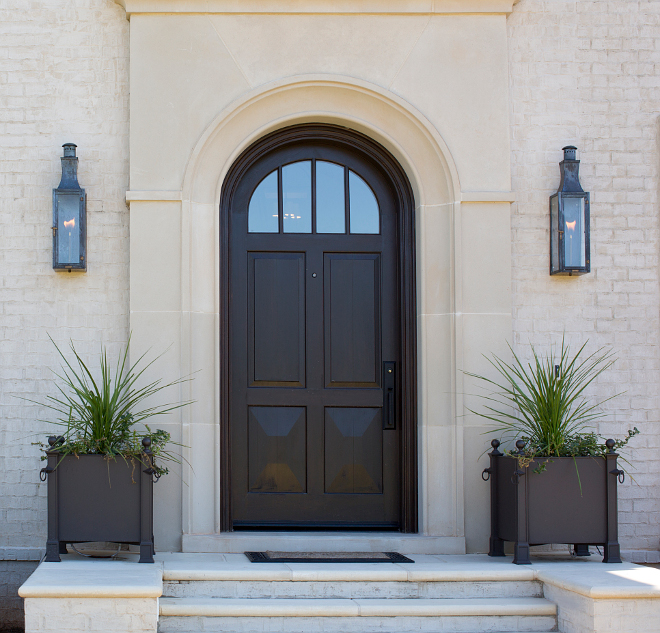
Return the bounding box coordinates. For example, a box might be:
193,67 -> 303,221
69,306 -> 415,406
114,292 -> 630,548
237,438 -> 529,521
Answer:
179,76 -> 462,542
182,75 -> 459,208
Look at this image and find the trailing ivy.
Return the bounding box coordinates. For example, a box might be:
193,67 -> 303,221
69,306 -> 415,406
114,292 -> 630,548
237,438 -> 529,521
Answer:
511,428 -> 639,475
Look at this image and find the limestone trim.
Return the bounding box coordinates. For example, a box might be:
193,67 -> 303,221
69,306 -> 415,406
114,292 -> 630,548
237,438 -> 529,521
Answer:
461,191 -> 515,203
177,74 -> 463,542
126,191 -> 183,202
125,191 -> 513,204
115,0 -> 516,17
181,74 -> 460,207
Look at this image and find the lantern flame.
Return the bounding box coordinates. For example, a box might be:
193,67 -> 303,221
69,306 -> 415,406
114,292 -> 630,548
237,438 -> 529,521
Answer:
565,220 -> 576,232
63,218 -> 75,229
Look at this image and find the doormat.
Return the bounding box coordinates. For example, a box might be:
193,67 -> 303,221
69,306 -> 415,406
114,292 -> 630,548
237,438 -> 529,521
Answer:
245,551 -> 414,563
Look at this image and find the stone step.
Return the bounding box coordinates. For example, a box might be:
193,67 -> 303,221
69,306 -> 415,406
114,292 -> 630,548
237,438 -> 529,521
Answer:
158,597 -> 558,633
163,578 -> 544,599
161,556 -> 538,584
162,555 -> 542,600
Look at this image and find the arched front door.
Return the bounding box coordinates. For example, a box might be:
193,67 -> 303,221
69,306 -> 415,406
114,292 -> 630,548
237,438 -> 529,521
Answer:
220,125 -> 417,531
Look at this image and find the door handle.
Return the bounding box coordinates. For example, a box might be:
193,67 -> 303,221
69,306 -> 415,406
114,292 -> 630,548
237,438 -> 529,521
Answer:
383,361 -> 396,430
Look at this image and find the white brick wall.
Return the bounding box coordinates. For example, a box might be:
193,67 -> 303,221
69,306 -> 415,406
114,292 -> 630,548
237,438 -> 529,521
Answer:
508,0 -> 660,560
24,597 -> 158,633
0,0 -> 658,564
0,0 -> 129,550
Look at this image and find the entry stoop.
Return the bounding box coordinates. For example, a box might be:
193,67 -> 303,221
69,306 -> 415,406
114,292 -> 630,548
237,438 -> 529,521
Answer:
157,553 -> 557,633
19,552 -> 660,633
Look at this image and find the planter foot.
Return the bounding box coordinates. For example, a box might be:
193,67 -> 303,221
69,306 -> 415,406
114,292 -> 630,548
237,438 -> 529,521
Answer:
59,542 -> 68,555
573,543 -> 591,557
603,541 -> 622,563
139,542 -> 154,563
489,537 -> 505,557
45,541 -> 61,562
513,542 -> 531,565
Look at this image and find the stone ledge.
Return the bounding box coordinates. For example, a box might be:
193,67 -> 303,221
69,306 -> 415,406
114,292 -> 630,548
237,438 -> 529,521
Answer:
114,0 -> 517,17
536,565 -> 660,600
18,556 -> 163,599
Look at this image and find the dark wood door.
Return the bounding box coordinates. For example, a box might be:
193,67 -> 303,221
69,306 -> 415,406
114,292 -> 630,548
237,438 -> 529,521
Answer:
229,140 -> 401,528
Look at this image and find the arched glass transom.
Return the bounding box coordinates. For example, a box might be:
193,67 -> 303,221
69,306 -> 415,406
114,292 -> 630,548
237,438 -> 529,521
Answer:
248,160 -> 380,234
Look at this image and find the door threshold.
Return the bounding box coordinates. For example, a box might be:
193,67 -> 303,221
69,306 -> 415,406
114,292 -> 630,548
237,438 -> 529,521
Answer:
182,532 -> 466,555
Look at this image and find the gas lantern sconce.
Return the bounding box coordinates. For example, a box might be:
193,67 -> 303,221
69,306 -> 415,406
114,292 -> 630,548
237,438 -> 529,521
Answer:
52,143 -> 86,271
549,146 -> 590,276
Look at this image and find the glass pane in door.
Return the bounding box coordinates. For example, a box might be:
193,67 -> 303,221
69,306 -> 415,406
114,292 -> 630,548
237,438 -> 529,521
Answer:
283,161 -> 312,233
316,161 -> 345,233
349,170 -> 379,234
248,170 -> 279,233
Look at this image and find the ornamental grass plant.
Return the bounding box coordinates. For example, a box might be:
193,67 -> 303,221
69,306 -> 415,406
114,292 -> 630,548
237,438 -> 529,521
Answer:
33,336 -> 192,477
466,338 -> 638,467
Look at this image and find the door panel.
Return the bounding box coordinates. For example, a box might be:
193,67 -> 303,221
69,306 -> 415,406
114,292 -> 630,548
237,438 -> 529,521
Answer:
324,407 -> 382,494
248,406 -> 307,493
325,253 -> 380,387
248,253 -> 305,387
230,140 -> 401,528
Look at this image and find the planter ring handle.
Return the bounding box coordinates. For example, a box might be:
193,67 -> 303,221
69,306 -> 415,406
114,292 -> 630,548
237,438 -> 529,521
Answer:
39,466 -> 53,482
610,468 -> 625,484
605,439 -> 625,483
482,468 -> 491,481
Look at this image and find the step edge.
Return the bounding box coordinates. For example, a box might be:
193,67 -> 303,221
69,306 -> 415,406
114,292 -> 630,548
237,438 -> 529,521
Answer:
158,596 -> 557,618
162,571 -> 539,582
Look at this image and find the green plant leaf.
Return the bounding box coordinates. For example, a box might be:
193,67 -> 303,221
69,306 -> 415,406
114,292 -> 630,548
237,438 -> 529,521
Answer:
465,337 -> 637,462
30,335 -> 195,477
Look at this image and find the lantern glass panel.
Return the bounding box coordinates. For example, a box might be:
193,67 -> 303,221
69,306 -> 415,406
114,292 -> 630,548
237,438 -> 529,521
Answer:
57,194 -> 81,265
563,196 -> 586,268
550,195 -> 559,273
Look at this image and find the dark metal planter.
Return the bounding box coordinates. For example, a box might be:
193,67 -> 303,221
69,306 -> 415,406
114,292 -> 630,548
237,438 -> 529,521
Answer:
483,439 -> 623,565
42,439 -> 155,563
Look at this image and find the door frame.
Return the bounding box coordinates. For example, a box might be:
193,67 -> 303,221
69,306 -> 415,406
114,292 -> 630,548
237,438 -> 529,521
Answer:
219,123 -> 418,532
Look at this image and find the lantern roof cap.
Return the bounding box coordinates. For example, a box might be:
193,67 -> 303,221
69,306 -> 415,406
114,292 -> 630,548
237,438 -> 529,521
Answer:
62,143 -> 77,158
